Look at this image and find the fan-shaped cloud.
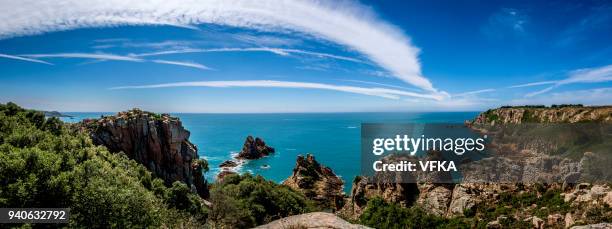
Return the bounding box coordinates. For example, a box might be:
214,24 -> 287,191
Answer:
0,0 -> 444,97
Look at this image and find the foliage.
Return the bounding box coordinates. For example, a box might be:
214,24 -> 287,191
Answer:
0,102 -> 206,228
359,197 -> 474,229
208,173 -> 315,228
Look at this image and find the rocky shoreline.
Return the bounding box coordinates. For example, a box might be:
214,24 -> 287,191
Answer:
76,105 -> 612,228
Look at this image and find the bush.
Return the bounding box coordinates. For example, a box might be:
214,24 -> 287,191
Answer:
359,197 -> 472,229
208,173 -> 315,228
0,102 -> 206,227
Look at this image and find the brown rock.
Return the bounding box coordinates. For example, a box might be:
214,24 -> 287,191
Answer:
548,213 -> 564,226
417,184 -> 453,217
283,154 -> 345,211
532,216 -> 545,229
235,136 -> 275,159
82,109 -> 209,198
219,160 -> 238,168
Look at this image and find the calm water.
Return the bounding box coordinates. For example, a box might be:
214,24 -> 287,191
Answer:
62,112 -> 479,192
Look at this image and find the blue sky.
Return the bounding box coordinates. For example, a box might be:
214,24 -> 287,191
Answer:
0,0 -> 611,112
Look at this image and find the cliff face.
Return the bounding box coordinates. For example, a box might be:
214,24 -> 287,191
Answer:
283,154 -> 345,210
471,106 -> 612,125
82,109 -> 208,198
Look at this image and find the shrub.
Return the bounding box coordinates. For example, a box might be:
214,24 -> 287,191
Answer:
0,102 -> 206,227
208,173 -> 315,228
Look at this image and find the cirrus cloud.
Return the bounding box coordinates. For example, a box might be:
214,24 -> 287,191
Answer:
0,0 -> 444,98
109,80 -> 446,101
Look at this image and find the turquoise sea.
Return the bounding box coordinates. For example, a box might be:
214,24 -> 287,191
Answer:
62,112 -> 479,192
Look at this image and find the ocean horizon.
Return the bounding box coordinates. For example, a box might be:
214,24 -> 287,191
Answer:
62,111 -> 480,192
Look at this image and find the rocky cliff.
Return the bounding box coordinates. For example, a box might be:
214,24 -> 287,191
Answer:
235,136 -> 275,159
470,105 -> 612,125
283,154 -> 345,210
81,109 -> 209,198
338,105 -> 612,227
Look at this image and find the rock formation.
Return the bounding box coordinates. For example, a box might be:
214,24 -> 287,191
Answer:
283,154 -> 345,210
235,136 -> 275,159
81,109 -> 209,198
219,160 -> 238,168
470,105 -> 612,125
254,212 -> 371,229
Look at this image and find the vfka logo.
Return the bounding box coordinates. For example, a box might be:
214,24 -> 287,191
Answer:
419,161 -> 456,171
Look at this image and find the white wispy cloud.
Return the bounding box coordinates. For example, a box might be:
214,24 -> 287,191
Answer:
507,80 -> 558,88
21,52 -> 213,70
22,53 -> 144,62
0,0 -> 443,97
341,79 -> 416,91
454,88 -> 496,97
0,53 -> 53,65
151,60 -> 212,70
131,47 -> 365,63
109,80 -> 446,100
526,64 -> 612,97
513,87 -> 612,106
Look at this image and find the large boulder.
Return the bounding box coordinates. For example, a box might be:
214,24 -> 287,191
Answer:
235,136 -> 275,159
283,154 -> 345,210
254,212 -> 371,229
82,109 -> 209,198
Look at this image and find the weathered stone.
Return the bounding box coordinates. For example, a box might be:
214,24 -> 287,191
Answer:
82,109 -> 208,198
532,216 -> 545,229
548,213 -> 564,226
235,136 -> 275,159
283,154 -> 345,211
254,212 -> 371,229
219,160 -> 238,168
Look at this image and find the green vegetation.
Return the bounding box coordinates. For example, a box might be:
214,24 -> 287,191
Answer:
208,173 -> 316,228
500,105 -> 547,108
357,187 -> 583,229
0,102 -> 206,228
359,197 -> 474,229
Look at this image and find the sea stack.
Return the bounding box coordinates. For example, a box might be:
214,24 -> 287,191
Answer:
81,109 -> 209,198
283,154 -> 345,211
235,136 -> 275,159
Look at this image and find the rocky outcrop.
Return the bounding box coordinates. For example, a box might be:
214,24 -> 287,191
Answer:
219,160 -> 238,168
339,175 -> 420,220
81,109 -> 208,198
470,106 -> 612,125
254,212 -> 371,229
283,154 -> 345,210
235,136 -> 275,159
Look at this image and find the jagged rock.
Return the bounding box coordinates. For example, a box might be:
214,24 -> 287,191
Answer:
486,220 -> 502,229
548,213 -> 564,226
532,216 -> 545,229
283,154 -> 344,210
565,213 -> 575,228
570,223 -> 612,229
416,184 -> 453,217
219,160 -> 238,168
235,136 -> 275,159
81,109 -> 208,198
253,212 -> 371,229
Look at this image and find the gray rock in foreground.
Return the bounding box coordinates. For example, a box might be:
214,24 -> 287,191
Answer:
254,212 -> 371,229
